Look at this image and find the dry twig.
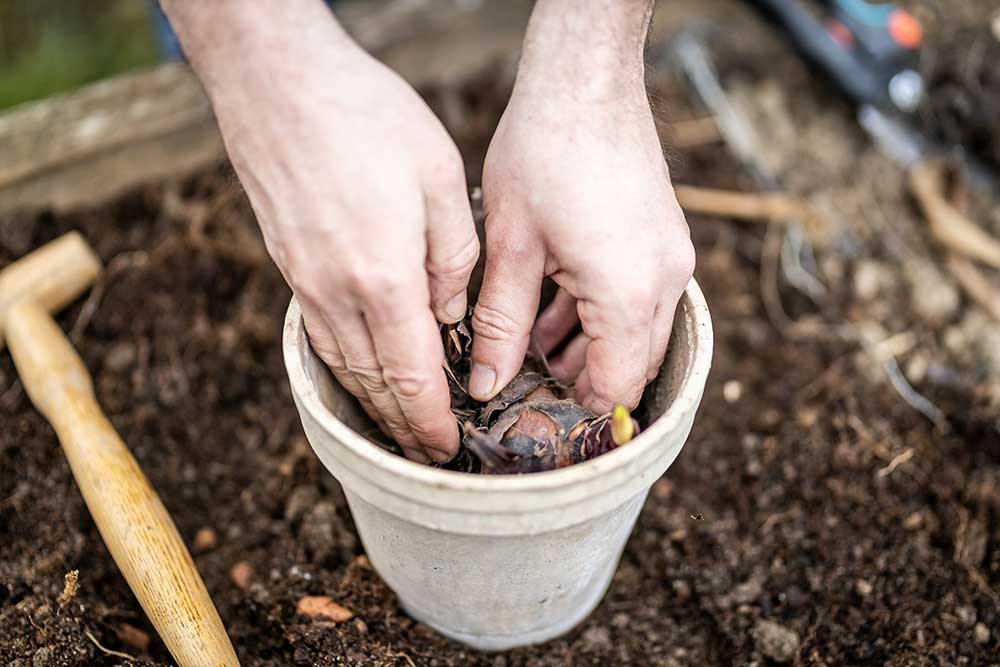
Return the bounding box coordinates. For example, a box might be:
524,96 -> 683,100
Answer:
946,254 -> 1000,321
675,185 -> 822,227
665,116 -> 721,148
909,161 -> 1000,269
85,630 -> 135,661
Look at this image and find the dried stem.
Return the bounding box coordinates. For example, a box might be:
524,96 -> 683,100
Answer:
909,161 -> 1000,269
675,185 -> 822,228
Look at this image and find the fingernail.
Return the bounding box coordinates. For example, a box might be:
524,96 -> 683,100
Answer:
468,363 -> 496,400
426,447 -> 455,464
443,292 -> 467,323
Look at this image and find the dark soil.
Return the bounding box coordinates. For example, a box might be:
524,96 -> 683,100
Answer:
3,5 -> 1000,666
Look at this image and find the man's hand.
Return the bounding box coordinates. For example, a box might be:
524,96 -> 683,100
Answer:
470,0 -> 694,413
163,1 -> 478,463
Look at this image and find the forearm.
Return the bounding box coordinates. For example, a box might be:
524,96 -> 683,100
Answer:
518,0 -> 654,96
160,0 -> 355,107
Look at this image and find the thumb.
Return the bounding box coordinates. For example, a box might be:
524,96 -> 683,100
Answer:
469,227 -> 545,401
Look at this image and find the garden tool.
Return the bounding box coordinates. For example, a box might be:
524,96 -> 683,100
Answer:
0,232 -> 239,667
744,0 -> 996,189
745,0 -> 925,114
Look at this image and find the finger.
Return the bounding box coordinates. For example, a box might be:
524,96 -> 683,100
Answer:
363,282 -> 460,462
327,309 -> 423,455
424,165 -> 480,324
299,297 -> 385,431
548,332 -> 591,382
575,292 -> 655,413
531,288 -> 579,356
646,295 -> 678,385
469,227 -> 546,401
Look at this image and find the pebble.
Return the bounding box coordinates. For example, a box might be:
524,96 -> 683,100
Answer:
193,527 -> 217,552
905,354 -> 928,385
103,341 -> 137,373
905,260 -> 959,324
723,380 -> 743,403
855,579 -> 873,596
284,485 -> 320,523
579,625 -> 611,651
853,259 -> 895,301
295,595 -> 354,623
117,622 -> 151,652
753,620 -> 800,663
955,605 -> 977,626
230,561 -> 253,590
974,622 -> 990,644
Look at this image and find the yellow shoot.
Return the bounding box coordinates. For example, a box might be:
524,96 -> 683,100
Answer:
610,405 -> 634,446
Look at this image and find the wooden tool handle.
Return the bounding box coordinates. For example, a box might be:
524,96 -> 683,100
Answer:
0,231 -> 101,350
6,300 -> 240,667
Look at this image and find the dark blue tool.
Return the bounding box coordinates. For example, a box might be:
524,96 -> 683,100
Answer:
746,0 -> 925,113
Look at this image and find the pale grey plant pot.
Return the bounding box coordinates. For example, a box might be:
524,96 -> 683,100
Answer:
282,279 -> 712,651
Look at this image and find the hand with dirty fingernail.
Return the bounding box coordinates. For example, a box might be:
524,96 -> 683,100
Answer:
163,0 -> 479,463
471,0 -> 695,413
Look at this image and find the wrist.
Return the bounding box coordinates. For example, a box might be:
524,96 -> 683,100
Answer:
517,0 -> 653,99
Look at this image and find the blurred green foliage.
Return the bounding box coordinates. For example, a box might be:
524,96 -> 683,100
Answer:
0,0 -> 159,109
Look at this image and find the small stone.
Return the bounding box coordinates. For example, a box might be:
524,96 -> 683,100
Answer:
905,354 -> 928,385
193,527 -> 217,552
296,595 -> 354,623
905,260 -> 959,324
974,622 -> 990,644
853,259 -> 895,301
580,625 -> 611,651
672,579 -> 692,602
723,380 -> 743,403
855,579 -> 873,596
354,618 -> 369,634
955,605 -> 976,626
284,485 -> 320,523
230,561 -> 253,590
652,478 -> 673,500
753,620 -> 800,663
903,511 -> 924,530
104,342 -> 136,373
116,623 -> 151,652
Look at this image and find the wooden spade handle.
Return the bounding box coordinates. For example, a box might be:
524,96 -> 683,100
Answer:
6,300 -> 239,667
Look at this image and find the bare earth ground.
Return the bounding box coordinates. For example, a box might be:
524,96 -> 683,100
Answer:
2,1 -> 1000,665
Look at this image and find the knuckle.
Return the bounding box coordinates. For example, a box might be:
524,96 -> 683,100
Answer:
352,270 -> 416,314
428,234 -> 480,283
471,302 -> 523,343
349,363 -> 387,394
619,282 -> 659,317
592,377 -> 644,411
381,367 -> 435,402
303,327 -> 346,371
671,238 -> 697,285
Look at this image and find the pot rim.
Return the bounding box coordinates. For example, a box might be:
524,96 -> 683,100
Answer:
282,278 -> 712,494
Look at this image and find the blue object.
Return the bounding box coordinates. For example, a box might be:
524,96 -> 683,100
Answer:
149,1 -> 339,62
148,2 -> 184,61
